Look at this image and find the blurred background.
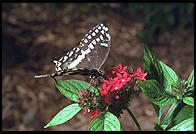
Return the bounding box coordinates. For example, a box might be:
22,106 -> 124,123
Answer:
2,3 -> 194,131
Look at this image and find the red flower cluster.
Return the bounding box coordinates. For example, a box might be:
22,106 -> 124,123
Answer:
78,64 -> 147,122
131,68 -> 147,81
99,64 -> 147,104
78,89 -> 102,122
99,64 -> 131,101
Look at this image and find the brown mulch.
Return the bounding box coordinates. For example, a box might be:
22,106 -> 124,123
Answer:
2,3 -> 194,131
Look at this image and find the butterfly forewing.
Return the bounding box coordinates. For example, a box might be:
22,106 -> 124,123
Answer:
73,24 -> 111,69
54,24 -> 111,71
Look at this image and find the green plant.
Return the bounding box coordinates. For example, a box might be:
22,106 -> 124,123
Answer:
137,45 -> 194,130
37,44 -> 193,131
129,3 -> 194,45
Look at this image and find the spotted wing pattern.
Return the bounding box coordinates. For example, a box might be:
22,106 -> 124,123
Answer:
53,24 -> 111,72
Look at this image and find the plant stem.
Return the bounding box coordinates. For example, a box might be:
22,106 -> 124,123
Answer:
126,107 -> 142,131
160,103 -> 178,126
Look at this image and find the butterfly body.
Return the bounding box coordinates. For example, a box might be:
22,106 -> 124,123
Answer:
50,68 -> 104,79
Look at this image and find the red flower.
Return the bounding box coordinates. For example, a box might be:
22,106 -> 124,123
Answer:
115,95 -> 120,99
89,108 -> 102,122
79,64 -> 147,121
131,68 -> 147,81
116,72 -> 131,85
99,64 -> 132,103
99,80 -> 111,95
83,109 -> 88,115
116,63 -> 128,73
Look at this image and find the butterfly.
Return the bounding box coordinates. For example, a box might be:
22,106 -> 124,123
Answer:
35,23 -> 111,79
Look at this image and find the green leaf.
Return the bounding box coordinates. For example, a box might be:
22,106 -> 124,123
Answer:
186,69 -> 194,87
88,112 -> 121,131
44,103 -> 81,128
152,103 -> 165,124
174,105 -> 194,125
183,97 -> 194,106
168,118 -> 194,131
143,45 -> 165,88
55,79 -> 96,102
162,76 -> 172,93
143,45 -> 178,92
159,61 -> 179,88
137,79 -> 177,106
160,124 -> 168,130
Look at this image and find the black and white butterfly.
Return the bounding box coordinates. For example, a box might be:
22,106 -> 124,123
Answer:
35,23 -> 111,79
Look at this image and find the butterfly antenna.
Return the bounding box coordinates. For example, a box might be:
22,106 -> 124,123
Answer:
35,74 -> 51,78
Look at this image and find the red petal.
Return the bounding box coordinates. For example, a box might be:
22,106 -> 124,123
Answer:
137,67 -> 142,73
83,109 -> 88,115
118,63 -> 122,69
123,66 -> 127,71
115,95 -> 120,99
